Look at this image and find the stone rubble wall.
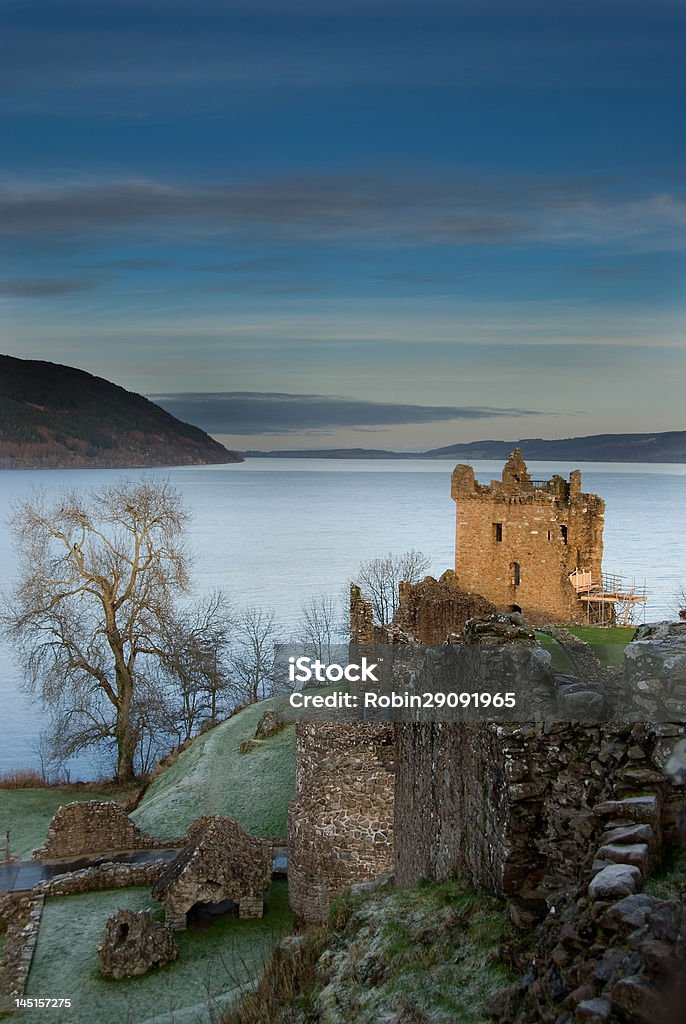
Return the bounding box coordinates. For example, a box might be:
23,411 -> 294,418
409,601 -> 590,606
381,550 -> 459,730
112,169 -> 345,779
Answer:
395,719 -> 682,901
349,584 -> 376,643
32,860 -> 167,898
394,629 -> 686,907
491,782 -> 685,1024
391,570 -> 496,645
288,722 -> 395,923
0,893 -> 43,1010
33,801 -> 186,861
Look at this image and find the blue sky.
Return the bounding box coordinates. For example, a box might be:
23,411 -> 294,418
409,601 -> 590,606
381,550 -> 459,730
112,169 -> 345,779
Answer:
1,0 -> 685,449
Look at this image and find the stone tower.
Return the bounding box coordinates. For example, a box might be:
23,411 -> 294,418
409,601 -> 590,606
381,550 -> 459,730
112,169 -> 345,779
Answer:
451,449 -> 605,624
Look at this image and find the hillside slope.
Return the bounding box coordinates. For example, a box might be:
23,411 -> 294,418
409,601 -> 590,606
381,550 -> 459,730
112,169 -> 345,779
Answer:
0,354 -> 242,469
132,700 -> 296,839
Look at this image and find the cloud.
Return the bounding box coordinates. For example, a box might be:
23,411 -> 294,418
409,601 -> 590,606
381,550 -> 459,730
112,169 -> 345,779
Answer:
149,391 -> 542,434
0,276 -> 104,297
4,0 -> 681,118
0,176 -> 683,252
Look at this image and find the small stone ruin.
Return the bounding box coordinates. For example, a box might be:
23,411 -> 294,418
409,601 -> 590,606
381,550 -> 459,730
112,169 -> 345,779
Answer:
33,800 -> 183,861
152,815 -> 271,930
97,909 -> 177,979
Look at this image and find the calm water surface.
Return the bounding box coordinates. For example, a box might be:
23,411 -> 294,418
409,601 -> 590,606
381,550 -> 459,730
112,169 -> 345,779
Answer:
0,458 -> 684,776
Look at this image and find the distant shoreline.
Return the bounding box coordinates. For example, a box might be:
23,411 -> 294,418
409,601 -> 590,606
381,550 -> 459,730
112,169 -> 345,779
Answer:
240,428 -> 686,463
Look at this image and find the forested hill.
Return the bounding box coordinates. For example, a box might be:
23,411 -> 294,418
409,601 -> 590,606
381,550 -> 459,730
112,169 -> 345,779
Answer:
0,355 -> 243,469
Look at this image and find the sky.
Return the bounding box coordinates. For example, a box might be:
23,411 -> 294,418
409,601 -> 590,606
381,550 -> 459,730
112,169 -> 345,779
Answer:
1,0 -> 685,451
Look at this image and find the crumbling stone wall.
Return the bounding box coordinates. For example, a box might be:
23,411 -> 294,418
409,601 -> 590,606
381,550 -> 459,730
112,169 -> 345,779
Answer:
0,893 -> 43,1007
391,569 -> 496,644
350,584 -> 376,643
33,801 -> 185,860
452,449 -> 605,624
394,627 -> 686,907
288,722 -> 395,923
33,860 -> 167,898
395,719 -> 681,900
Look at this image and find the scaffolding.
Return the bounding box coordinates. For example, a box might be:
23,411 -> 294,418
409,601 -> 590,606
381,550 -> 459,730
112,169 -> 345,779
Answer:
569,569 -> 648,626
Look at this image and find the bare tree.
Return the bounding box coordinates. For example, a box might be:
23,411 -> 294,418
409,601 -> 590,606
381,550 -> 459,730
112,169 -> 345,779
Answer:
230,605 -> 284,705
298,593 -> 344,661
156,590 -> 235,741
356,549 -> 430,625
6,479 -> 192,783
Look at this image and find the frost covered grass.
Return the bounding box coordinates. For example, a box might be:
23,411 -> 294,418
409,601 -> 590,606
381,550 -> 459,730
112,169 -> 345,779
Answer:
227,878 -> 516,1024
132,700 -> 295,840
24,882 -> 292,1024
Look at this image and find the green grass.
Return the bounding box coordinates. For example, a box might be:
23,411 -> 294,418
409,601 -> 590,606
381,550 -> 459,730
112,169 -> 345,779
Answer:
566,625 -> 637,667
23,882 -> 292,1024
0,788 -> 128,860
536,626 -> 637,672
132,700 -> 296,840
535,633 -> 575,672
645,845 -> 686,900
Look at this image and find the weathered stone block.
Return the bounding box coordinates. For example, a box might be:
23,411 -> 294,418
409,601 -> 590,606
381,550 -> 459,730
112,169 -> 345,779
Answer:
588,864 -> 641,901
97,909 -> 177,979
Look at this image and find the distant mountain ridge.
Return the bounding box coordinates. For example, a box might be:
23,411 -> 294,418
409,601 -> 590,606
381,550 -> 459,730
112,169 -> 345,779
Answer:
0,355 -> 242,469
242,430 -> 686,462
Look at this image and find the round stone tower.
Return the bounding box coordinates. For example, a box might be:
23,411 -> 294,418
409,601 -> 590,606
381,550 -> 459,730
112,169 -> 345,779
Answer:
287,721 -> 395,923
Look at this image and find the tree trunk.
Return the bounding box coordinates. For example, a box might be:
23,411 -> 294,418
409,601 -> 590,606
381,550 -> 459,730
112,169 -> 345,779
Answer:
114,664 -> 137,783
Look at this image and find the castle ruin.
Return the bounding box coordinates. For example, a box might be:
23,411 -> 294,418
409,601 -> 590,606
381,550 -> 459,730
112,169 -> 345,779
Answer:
452,448 -> 606,624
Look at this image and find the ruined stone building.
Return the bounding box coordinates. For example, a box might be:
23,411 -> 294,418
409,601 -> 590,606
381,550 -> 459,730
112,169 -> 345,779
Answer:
152,816 -> 271,929
452,448 -> 605,624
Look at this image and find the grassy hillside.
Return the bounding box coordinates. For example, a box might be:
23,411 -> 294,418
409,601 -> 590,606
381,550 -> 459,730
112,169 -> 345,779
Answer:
226,879 -> 515,1024
24,882 -> 292,1024
0,354 -> 242,469
132,700 -> 296,840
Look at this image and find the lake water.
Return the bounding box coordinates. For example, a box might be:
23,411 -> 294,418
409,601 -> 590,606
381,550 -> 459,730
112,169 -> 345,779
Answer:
1,458 -> 685,778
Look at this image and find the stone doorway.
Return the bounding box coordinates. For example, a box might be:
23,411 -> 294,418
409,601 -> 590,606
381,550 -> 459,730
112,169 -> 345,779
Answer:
185,898 -> 237,932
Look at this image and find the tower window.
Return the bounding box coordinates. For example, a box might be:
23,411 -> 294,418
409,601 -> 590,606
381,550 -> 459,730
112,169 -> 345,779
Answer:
511,562 -> 521,587
493,523 -> 503,542
560,525 -> 568,544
